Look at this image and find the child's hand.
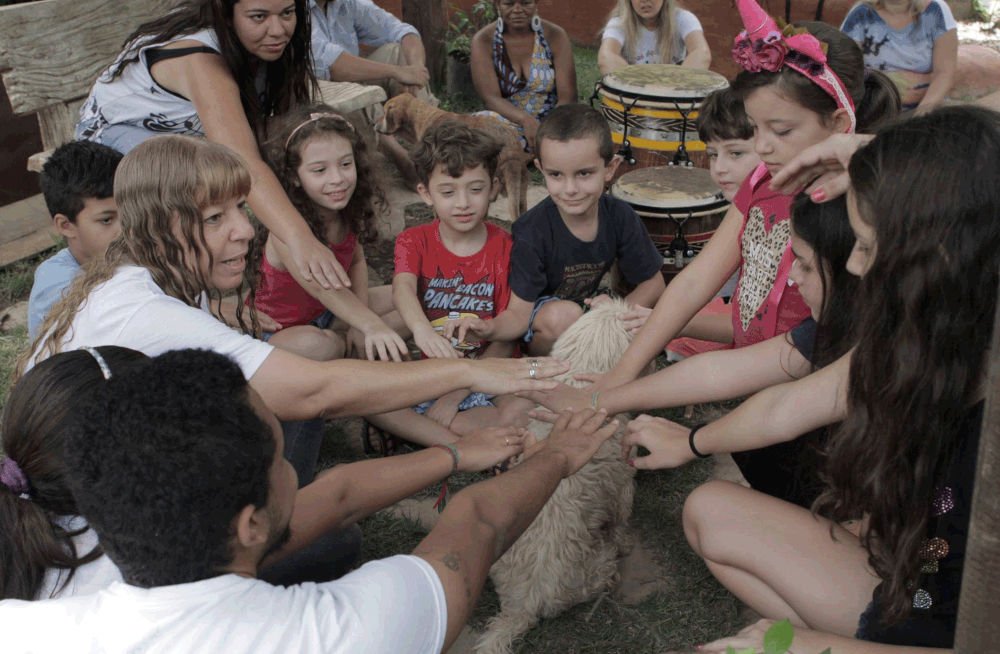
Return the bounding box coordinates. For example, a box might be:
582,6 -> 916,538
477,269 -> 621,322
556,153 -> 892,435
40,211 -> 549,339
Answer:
414,325 -> 463,359
219,298 -> 280,333
621,414 -> 696,469
425,389 -> 466,428
584,294 -> 612,309
362,321 -> 410,362
617,305 -> 652,335
444,316 -> 493,344
453,426 -> 528,473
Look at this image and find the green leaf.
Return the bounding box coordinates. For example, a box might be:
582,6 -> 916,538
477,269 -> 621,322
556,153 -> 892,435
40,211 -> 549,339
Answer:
726,648 -> 738,654
763,619 -> 794,654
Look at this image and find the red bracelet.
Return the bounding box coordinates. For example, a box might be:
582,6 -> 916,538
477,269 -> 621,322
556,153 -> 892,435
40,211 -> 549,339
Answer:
431,444 -> 460,511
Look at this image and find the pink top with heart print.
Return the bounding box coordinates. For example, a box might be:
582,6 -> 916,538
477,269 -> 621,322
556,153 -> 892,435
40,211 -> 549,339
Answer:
731,163 -> 811,349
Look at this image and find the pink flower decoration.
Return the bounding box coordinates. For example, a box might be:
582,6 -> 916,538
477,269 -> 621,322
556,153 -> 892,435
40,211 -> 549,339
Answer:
732,31 -> 787,73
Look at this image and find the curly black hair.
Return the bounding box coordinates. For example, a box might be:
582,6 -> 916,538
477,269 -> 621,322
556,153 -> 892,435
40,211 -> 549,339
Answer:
64,349 -> 276,588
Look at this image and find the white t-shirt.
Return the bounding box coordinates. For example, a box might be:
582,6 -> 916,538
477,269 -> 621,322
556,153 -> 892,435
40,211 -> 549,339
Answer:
603,11 -> 703,65
36,516 -> 123,600
0,555 -> 447,654
27,266 -> 273,378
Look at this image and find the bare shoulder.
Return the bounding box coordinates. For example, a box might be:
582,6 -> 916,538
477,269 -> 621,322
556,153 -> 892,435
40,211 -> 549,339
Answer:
542,20 -> 571,46
472,22 -> 497,46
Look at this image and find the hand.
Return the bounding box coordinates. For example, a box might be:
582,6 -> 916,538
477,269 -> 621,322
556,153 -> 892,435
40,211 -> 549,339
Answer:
414,326 -> 462,359
467,356 -> 570,396
621,414 -> 696,469
530,408 -> 620,477
395,64 -> 430,87
698,619 -> 813,654
425,390 -> 465,428
255,310 -> 282,333
219,298 -> 281,333
583,294 -> 612,309
516,376 -> 596,415
286,234 -> 352,291
617,305 -> 651,335
443,315 -> 493,345
453,426 -> 528,473
521,116 -> 541,152
362,321 -> 409,362
768,133 -> 874,200
400,83 -> 423,97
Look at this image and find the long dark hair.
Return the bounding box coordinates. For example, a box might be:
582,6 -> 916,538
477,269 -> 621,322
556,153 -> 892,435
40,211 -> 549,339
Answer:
789,193 -> 858,369
730,22 -> 901,134
1,347 -> 147,600
107,0 -> 317,140
816,105 -> 1000,624
262,105 -> 386,248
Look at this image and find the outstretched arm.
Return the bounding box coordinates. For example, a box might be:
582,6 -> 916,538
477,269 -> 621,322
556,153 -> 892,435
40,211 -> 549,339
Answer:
622,351 -> 850,469
152,50 -> 351,291
598,37 -> 630,74
680,31 -> 711,69
412,409 -> 620,651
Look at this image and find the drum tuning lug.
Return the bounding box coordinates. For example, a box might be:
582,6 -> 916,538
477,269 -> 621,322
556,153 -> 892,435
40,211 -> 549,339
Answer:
628,158 -> 636,166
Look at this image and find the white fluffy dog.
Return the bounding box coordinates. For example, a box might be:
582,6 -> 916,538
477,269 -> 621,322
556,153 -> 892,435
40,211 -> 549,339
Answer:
474,298 -> 637,654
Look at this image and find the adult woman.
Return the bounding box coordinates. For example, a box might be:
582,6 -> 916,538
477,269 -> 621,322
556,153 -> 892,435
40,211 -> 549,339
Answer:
598,0 -> 711,74
75,0 -> 349,292
639,106 -> 999,652
22,136 -> 564,488
469,0 -> 577,152
841,0 -> 958,114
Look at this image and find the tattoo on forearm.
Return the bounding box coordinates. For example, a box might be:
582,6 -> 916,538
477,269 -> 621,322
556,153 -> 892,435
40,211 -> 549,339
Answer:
442,552 -> 460,571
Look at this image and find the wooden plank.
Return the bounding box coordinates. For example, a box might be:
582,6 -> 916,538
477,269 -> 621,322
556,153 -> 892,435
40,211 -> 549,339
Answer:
37,99 -> 85,152
27,150 -> 53,174
0,0 -> 163,115
0,194 -> 50,243
0,225 -> 62,268
315,81 -> 387,114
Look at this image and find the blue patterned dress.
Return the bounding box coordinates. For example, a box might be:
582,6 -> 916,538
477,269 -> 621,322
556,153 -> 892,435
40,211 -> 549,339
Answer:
475,24 -> 558,150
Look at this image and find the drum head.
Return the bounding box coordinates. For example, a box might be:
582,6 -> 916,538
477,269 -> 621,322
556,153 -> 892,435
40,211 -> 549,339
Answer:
601,64 -> 728,102
611,166 -> 729,217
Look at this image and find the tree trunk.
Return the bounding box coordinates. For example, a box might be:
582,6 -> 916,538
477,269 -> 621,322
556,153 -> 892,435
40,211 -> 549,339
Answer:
954,280 -> 1000,651
403,0 -> 445,87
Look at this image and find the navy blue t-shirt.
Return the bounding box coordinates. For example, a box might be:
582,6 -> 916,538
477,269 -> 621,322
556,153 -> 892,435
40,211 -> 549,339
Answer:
508,195 -> 662,303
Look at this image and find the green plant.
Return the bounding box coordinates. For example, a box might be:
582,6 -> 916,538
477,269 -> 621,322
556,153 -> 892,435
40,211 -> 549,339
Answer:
445,1 -> 496,64
725,620 -> 832,654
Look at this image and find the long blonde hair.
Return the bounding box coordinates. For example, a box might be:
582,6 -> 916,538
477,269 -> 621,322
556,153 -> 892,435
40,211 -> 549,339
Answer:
20,136 -> 260,378
607,0 -> 680,65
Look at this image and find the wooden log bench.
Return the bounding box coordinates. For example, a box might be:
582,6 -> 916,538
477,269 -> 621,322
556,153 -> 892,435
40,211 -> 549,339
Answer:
0,0 -> 385,264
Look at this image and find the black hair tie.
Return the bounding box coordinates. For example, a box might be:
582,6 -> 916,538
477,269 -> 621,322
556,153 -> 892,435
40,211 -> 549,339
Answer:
688,423 -> 712,459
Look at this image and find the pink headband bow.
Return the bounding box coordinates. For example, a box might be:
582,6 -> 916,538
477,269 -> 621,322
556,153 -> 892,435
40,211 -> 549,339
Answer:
285,112 -> 355,149
732,0 -> 856,133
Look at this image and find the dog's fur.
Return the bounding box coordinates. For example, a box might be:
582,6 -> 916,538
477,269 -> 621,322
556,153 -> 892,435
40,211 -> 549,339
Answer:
375,94 -> 530,222
474,299 -> 637,654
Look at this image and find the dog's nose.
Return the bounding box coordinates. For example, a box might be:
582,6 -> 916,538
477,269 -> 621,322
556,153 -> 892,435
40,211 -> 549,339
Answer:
374,117 -> 387,134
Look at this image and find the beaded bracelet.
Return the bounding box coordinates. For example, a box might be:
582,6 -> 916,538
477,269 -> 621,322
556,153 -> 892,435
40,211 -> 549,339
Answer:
688,423 -> 712,459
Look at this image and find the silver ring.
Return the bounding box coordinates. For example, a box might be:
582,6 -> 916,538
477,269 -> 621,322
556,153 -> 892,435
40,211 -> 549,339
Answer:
529,358 -> 538,368
505,438 -> 510,445
529,368 -> 536,379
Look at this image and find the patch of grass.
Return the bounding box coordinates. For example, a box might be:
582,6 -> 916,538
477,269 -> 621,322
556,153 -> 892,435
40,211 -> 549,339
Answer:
0,246 -> 59,313
0,327 -> 28,411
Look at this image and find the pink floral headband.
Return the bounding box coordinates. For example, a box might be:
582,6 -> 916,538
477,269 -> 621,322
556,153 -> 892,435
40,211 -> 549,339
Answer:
285,112 -> 355,149
732,0 -> 856,133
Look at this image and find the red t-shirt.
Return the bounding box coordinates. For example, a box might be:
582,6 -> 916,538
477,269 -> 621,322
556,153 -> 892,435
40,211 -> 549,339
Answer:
254,232 -> 357,329
731,164 -> 811,348
394,221 -> 513,357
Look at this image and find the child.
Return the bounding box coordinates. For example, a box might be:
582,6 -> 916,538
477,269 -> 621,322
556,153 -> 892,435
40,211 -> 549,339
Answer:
599,0 -> 711,73
593,6 -> 900,393
364,121 -> 521,453
28,142 -> 122,338
623,87 -> 763,358
528,194 -> 857,507
675,105 -> 997,654
254,105 -> 408,362
448,103 -> 666,357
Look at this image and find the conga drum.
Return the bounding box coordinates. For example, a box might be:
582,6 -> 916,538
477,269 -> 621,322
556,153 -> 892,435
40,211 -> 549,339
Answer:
610,166 -> 730,294
594,64 -> 728,179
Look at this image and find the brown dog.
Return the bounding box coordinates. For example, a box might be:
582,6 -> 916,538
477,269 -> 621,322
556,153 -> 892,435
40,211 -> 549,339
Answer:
375,94 -> 530,222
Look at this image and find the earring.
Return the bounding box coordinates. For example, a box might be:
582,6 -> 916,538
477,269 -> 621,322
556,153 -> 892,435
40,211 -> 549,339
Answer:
497,15 -> 504,32
531,14 -> 541,31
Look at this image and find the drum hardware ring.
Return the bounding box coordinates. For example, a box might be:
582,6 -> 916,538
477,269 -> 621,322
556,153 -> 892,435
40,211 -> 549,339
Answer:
668,101 -> 694,167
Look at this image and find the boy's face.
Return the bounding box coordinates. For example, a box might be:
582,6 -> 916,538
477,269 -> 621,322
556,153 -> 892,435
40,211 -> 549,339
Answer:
417,163 -> 496,237
55,196 -> 121,262
705,138 -> 760,202
535,138 -> 618,223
